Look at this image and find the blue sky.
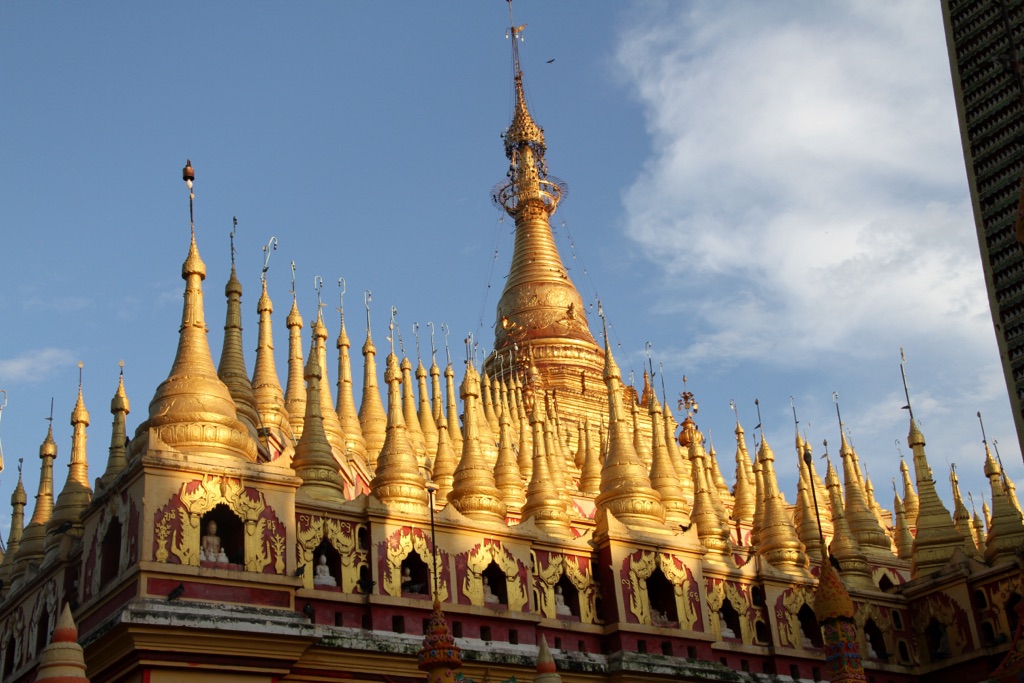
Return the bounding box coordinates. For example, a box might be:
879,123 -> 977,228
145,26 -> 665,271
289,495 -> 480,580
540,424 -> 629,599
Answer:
0,2 -> 1015,539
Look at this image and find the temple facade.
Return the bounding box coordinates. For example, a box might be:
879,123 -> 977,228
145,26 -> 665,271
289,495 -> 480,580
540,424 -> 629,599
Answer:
2,12 -> 1024,683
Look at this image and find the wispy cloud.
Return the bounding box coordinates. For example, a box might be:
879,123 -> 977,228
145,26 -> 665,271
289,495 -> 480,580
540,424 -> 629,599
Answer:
612,3 -> 1016,498
0,348 -> 76,384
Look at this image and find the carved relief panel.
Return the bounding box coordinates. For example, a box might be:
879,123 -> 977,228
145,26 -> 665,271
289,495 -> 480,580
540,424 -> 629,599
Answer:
296,515 -> 369,593
533,550 -> 598,623
152,475 -> 286,574
621,549 -> 700,630
458,539 -> 527,611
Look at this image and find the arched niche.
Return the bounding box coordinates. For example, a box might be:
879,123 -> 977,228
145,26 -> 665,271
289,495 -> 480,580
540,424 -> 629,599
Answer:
554,573 -> 580,619
797,604 -> 823,648
35,604 -> 49,654
925,618 -> 950,662
646,568 -> 678,627
401,551 -> 430,596
312,538 -> 341,588
100,516 -> 123,586
864,618 -> 888,660
200,504 -> 244,566
482,561 -> 508,606
719,599 -> 742,640
878,573 -> 895,593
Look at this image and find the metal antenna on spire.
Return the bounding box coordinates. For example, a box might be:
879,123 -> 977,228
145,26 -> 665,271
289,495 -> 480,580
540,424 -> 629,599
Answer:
754,399 -> 764,440
388,306 -> 398,356
968,490 -> 978,514
832,391 -> 844,432
427,322 -> 436,365
993,437 -> 1011,490
899,347 -> 914,421
978,411 -> 989,446
645,341 -> 655,389
337,278 -> 346,320
47,397 -> 54,428
230,216 -> 237,266
290,261 -> 297,303
364,290 -> 373,332
313,276 -> 325,319
498,351 -> 505,385
730,399 -> 740,425
790,395 -> 800,440
659,363 -> 668,404
413,322 -> 422,362
261,237 -> 278,283
395,312 -> 406,357
802,433 -> 826,547
465,332 -> 475,365
182,160 -> 195,237
895,439 -> 903,459
441,323 -> 451,366
78,360 -> 84,388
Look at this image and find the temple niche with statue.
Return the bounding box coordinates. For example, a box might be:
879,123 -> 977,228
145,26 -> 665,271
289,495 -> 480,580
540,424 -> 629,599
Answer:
3,11 -> 1024,683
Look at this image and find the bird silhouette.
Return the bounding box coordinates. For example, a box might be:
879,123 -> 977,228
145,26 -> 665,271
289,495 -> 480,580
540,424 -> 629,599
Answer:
167,583 -> 185,601
49,521 -> 73,535
356,577 -> 376,594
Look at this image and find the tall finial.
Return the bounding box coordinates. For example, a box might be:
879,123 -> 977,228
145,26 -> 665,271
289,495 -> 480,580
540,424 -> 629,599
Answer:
388,306 -> 398,356
900,347 -> 914,421
48,396 -> 54,428
427,322 -> 437,365
78,360 -> 84,388
993,438 -> 1010,489
260,236 -> 278,283
290,261 -> 297,303
182,159 -> 195,236
754,398 -> 764,440
832,391 -> 844,431
396,315 -> 406,357
895,439 -> 903,459
364,289 -> 373,331
730,398 -> 740,425
506,0 -> 526,75
337,277 -> 346,317
464,332 -> 474,365
645,342 -> 655,388
679,374 -> 697,418
790,396 -> 800,439
230,216 -> 237,266
313,276 -> 325,319
413,322 -> 422,363
978,410 -> 990,446
441,322 -> 451,366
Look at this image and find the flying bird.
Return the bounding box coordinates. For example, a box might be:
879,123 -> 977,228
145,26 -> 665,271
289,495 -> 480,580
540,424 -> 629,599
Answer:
546,58 -> 555,64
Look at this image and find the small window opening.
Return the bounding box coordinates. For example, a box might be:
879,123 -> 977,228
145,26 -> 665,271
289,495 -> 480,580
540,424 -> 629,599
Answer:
798,604 -> 823,648
718,599 -> 742,640
400,550 -> 429,595
646,568 -> 678,626
554,573 -> 580,618
481,562 -> 508,605
100,517 -> 123,585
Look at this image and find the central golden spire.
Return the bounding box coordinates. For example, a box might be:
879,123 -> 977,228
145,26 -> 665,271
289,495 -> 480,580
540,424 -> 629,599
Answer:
486,10 -> 605,434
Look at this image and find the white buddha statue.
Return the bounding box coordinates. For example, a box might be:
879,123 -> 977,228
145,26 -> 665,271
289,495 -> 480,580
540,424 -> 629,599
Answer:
313,554 -> 336,587
483,576 -> 499,603
554,585 -> 572,616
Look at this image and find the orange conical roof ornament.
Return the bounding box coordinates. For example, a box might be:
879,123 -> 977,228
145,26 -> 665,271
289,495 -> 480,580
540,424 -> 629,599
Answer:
35,603 -> 90,682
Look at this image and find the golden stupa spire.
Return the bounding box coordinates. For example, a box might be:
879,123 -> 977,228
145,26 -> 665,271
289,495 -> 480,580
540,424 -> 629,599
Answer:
751,455 -> 765,548
252,247 -> 295,459
14,422 -> 57,577
482,371 -> 500,436
448,357 -> 506,524
494,388 -> 526,510
753,403 -> 809,574
594,315 -> 666,534
47,364 -> 93,553
950,463 -> 982,559
832,395 -> 892,558
34,604 -> 91,683
312,297 -> 349,459
796,477 -> 822,562
136,162 -> 256,461
400,350 -> 428,463
335,279 -> 367,463
800,440 -> 834,540
664,400 -> 694,515
284,265 -> 307,440
521,398 -> 572,537
993,438 -> 1024,517
632,397 -> 652,471
517,408 -> 533,482
899,354 -> 963,577
981,434 -> 1024,565
898,455 -> 919,527
824,457 -> 875,590
98,362 -> 129,489
892,486 -> 915,560
707,433 -> 734,510
971,492 -> 988,557
415,324 -> 439,461
685,415 -> 732,557
370,337 -> 429,513
217,221 -> 264,451
292,336 -> 344,501
430,411 -> 457,504
648,394 -> 688,528
431,350 -> 445,428
730,405 -> 755,524
0,459 -> 27,590
358,291 -> 387,467
543,393 -> 574,512
440,324 -> 464,454
578,418 -> 601,496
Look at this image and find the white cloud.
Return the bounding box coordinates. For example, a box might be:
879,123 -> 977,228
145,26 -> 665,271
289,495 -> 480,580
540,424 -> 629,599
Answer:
613,3 -> 1018,501
0,348 -> 76,384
